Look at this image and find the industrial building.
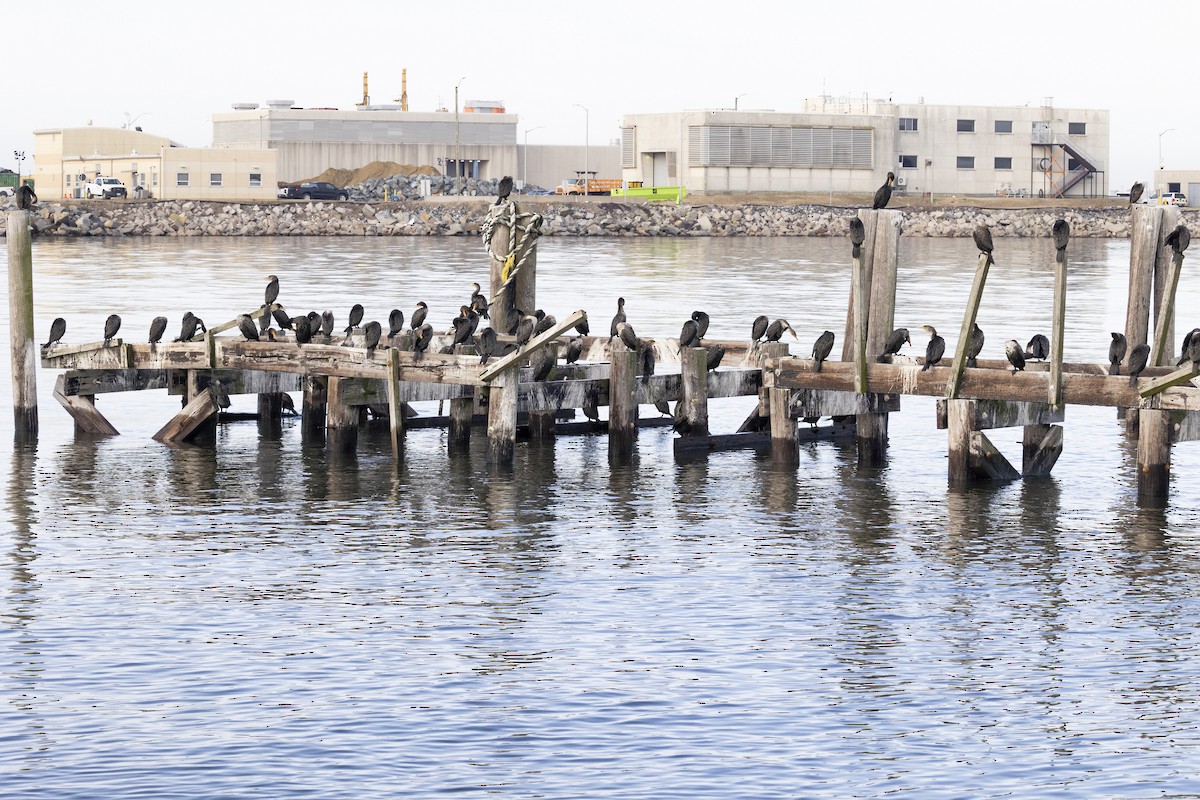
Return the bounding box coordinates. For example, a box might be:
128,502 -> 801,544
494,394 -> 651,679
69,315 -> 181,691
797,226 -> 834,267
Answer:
621,98 -> 1109,199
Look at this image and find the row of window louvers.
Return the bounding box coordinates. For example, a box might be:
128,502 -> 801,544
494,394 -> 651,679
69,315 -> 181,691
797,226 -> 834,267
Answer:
687,126 -> 873,168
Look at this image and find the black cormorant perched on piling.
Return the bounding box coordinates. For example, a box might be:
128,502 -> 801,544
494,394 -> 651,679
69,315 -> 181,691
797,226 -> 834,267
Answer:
1178,328 -> 1200,366
281,393 -> 297,416
307,311 -> 322,333
616,321 -> 640,352
103,314 -> 122,345
272,308 -> 293,330
751,315 -> 770,343
706,343 -> 726,371
1004,340 -> 1026,374
534,311 -> 557,337
409,301 -> 428,331
878,327 -> 910,361
610,297 -> 627,338
691,310 -> 710,339
1185,330 -> 1200,369
414,323 -> 433,353
764,318 -> 796,342
321,311 -> 335,337
973,224 -> 995,267
921,325 -> 944,371
363,321 -> 382,352
679,318 -> 700,350
639,342 -> 655,380
872,172 -> 895,210
812,330 -> 835,372
44,317 -> 66,348
574,316 -> 589,337
265,274 -> 279,307
849,217 -> 866,259
344,303 -> 364,333
1166,223 -> 1191,259
514,315 -> 536,347
292,316 -> 312,345
965,323 -> 985,368
148,316 -> 167,345
16,184 -> 37,209
1109,332 -> 1128,375
389,309 -> 405,336
237,314 -> 259,341
1127,343 -> 1151,386
175,312 -> 198,342
530,347 -> 555,382
1129,181 -> 1144,206
451,307 -> 474,347
1052,218 -> 1070,263
478,327 -> 498,364
1026,334 -> 1049,361
564,335 -> 584,365
495,175 -> 513,205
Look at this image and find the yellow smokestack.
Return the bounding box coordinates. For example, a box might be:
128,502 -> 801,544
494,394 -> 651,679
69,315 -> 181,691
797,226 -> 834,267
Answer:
357,71 -> 369,107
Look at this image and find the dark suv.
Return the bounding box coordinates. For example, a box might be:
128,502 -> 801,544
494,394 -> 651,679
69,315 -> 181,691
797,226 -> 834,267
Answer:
278,182 -> 350,201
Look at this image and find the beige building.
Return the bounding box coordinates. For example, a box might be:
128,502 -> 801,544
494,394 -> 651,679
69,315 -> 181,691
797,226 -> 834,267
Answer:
32,127 -> 277,201
621,98 -> 1109,199
1154,169 -> 1200,206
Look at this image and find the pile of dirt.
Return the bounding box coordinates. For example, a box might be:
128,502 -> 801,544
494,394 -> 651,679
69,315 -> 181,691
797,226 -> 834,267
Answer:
303,161 -> 441,187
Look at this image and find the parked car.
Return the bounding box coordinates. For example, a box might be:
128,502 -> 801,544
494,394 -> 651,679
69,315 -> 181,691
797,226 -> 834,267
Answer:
1158,191 -> 1189,207
84,176 -> 128,199
0,187 -> 14,197
278,182 -> 349,201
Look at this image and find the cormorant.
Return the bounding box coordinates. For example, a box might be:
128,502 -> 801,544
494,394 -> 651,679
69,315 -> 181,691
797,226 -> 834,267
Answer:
564,335 -> 585,364
194,316 -> 208,335
691,310 -> 710,339
281,393 -> 298,416
478,327 -> 498,364
470,292 -> 489,320
345,303 -> 365,333
812,330 -> 835,372
321,311 -> 335,337
872,172 -> 895,210
530,347 -> 555,382
363,320 -> 382,352
1166,223 -> 1191,258
764,318 -> 796,342
582,394 -> 601,423
1127,342 -> 1151,386
849,216 -> 866,259
503,306 -> 522,336
965,323 -> 985,368
495,175 -> 513,205
921,325 -> 944,371
751,314 -> 770,343
16,184 -> 37,209
973,224 -> 995,267
413,323 -> 433,353
103,314 -> 121,345
175,311 -> 198,342
679,318 -> 701,350
1026,334 -> 1050,361
265,274 -> 280,307
148,316 -> 167,345
451,307 -> 474,347
672,401 -> 691,435
411,301 -> 428,331
1129,181 -> 1145,206
292,316 -> 312,345
388,309 -> 405,336
1109,332 -> 1127,375
272,308 -> 293,330
1186,330 -> 1200,369
616,321 -> 639,352
639,342 -> 655,380
236,314 -> 259,341
878,327 -> 910,361
1004,339 -> 1026,374
514,314 -> 536,347
258,306 -> 272,333
44,317 -> 66,348
706,343 -> 726,371
575,317 -> 590,336
1178,328 -> 1200,366
1052,218 -> 1070,264
534,311 -> 557,337
306,310 -> 321,332
655,400 -> 672,417
610,297 -> 626,338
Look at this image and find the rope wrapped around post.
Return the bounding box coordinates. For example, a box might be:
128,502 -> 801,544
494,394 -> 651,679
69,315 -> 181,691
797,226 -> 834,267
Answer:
480,201 -> 544,310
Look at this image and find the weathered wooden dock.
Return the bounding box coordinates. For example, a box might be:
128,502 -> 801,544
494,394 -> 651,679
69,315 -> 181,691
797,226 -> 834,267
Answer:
12,199 -> 1200,505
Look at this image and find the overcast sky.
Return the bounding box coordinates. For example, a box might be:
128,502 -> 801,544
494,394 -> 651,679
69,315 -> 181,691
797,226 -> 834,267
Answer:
7,0 -> 1192,191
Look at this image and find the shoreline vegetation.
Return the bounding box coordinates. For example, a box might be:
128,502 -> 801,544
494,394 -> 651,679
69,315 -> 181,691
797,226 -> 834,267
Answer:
1,193 -> 1187,238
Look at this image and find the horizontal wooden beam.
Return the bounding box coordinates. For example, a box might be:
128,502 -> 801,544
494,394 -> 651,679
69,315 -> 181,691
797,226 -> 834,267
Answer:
791,388 -> 900,418
935,398 -> 1066,430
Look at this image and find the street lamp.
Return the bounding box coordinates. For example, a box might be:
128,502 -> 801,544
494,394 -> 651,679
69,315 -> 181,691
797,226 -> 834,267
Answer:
1158,128 -> 1176,197
523,126 -> 545,193
454,76 -> 466,193
573,104 -> 588,196
734,93 -> 747,110
13,150 -> 25,185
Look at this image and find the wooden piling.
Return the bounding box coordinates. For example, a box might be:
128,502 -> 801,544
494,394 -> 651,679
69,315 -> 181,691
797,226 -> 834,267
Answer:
302,375 -> 327,437
7,209 -> 38,436
1048,248 -> 1067,407
1152,206 -> 1182,365
1125,205 -> 1162,358
528,342 -> 558,440
679,347 -> 709,437
769,387 -> 797,463
1136,408 -> 1171,503
608,343 -> 638,464
486,200 -> 540,322
857,209 -> 901,464
449,397 -> 474,448
1022,423 -> 1063,477
946,253 -> 991,400
486,363 -> 519,465
385,347 -> 404,461
326,376 -> 359,453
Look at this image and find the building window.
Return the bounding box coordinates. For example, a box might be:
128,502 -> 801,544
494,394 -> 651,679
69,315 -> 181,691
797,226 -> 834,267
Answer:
995,157 -> 1013,170
899,117 -> 918,132
152,171 -> 158,187
1069,122 -> 1086,135
210,173 -> 222,187
176,172 -> 189,187
957,156 -> 975,169
898,154 -> 918,169
66,174 -> 72,185
995,120 -> 1012,134
1067,158 -> 1080,171
249,173 -> 262,188
1169,182 -> 1181,193
957,119 -> 975,133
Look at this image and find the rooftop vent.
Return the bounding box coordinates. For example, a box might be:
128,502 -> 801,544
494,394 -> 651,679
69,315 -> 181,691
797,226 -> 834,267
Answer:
231,102 -> 259,110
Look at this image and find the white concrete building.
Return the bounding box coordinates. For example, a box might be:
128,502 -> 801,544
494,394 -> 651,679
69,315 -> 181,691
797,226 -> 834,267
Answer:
621,98 -> 1109,199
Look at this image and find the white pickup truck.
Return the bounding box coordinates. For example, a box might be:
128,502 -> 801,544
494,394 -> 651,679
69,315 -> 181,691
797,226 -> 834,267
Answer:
84,176 -> 128,199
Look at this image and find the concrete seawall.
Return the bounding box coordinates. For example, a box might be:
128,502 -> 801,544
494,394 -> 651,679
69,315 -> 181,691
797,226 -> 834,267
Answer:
1,199 -> 1190,239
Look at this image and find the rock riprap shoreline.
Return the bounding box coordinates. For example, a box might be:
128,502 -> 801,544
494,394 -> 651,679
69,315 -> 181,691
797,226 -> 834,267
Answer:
1,199 -> 1185,238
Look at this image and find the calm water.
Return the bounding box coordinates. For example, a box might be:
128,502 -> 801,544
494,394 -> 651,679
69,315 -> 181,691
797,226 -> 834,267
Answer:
2,233 -> 1200,799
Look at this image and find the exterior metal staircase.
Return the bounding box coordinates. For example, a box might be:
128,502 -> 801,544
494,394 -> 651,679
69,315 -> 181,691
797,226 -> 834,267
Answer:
1034,133 -> 1103,198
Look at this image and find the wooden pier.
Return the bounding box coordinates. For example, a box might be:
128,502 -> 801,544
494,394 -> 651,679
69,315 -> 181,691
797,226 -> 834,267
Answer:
24,199 -> 1200,505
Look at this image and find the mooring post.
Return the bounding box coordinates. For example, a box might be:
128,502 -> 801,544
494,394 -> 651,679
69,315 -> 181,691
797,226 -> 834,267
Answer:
486,200 -> 541,326
608,341 -> 638,464
842,209 -> 879,362
680,346 -> 709,438
947,253 -> 992,400
1152,205 -> 1183,365
946,398 -> 974,487
449,397 -> 474,449
1048,227 -> 1068,408
858,209 -> 901,465
1123,205 -> 1164,432
7,208 -> 38,437
1136,408 -> 1171,503
486,363 -> 519,465
769,386 -> 797,463
302,375 -> 327,438
325,376 -> 359,454
385,348 -> 404,461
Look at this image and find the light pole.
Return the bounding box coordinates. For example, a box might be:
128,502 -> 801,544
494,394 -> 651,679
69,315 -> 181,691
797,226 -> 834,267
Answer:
573,104 -> 588,196
454,76 -> 466,193
13,150 -> 25,186
523,126 -> 545,193
1159,127 -> 1175,196
734,93 -> 747,111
